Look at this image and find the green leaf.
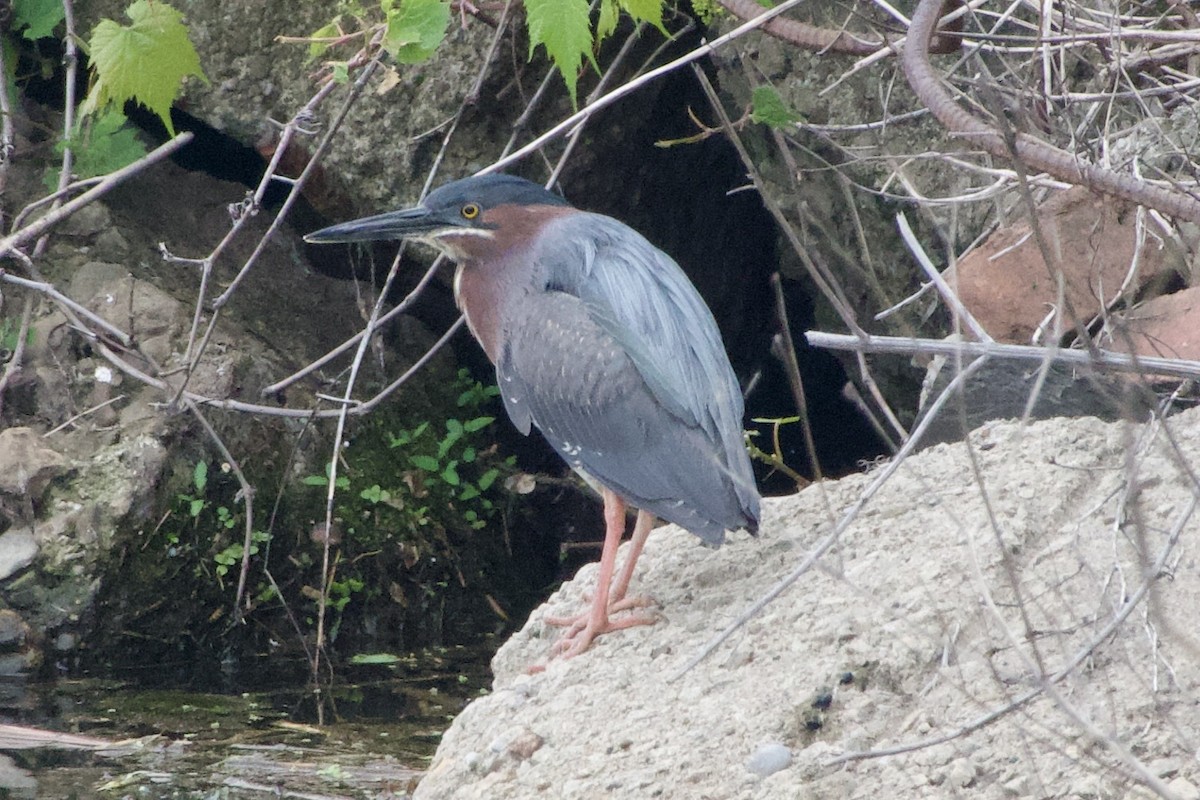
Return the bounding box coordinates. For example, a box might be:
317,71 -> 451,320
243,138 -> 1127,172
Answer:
477,468 -> 499,491
83,0 -> 208,136
47,109 -> 148,187
188,498 -> 205,518
384,0 -> 450,64
308,18 -> 342,61
524,0 -> 594,105
302,475 -> 329,486
459,484 -> 480,501
750,85 -> 801,130
440,462 -> 460,486
462,416 -> 494,432
193,461 -> 208,493
437,428 -> 462,460
596,0 -> 619,43
12,0 -> 66,40
461,446 -> 476,463
619,0 -> 668,34
445,418 -> 463,437
350,652 -> 403,665
410,454 -> 440,472
360,484 -> 389,504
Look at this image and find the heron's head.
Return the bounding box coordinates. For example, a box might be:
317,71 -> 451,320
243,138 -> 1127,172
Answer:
304,174 -> 573,262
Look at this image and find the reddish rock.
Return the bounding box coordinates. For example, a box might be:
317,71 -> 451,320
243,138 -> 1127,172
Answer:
1108,285 -> 1200,362
954,186 -> 1177,343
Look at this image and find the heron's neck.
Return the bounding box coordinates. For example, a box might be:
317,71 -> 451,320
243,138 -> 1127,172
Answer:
453,255 -> 531,365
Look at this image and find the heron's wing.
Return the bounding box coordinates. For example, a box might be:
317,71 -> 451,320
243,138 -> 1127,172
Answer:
497,291 -> 748,541
537,213 -> 747,461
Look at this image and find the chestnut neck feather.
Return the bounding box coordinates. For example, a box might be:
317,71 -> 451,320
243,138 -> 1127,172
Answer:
452,204 -> 576,364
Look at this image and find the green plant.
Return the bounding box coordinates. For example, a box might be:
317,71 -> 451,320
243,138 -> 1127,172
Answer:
0,318 -> 35,356
81,0 -> 208,136
305,368 -> 514,546
301,0 -> 669,105
156,460 -> 274,591
10,0 -> 206,184
747,416 -> 808,488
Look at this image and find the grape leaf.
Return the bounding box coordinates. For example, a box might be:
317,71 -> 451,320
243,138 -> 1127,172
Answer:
596,0 -> 619,44
525,0 -> 595,106
46,109 -> 148,188
750,85 -> 801,129
12,0 -> 65,40
619,0 -> 667,34
384,0 -> 450,65
82,0 -> 208,136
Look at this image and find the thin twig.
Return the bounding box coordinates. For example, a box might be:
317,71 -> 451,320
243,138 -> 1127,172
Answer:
0,133 -> 195,260
806,330 -> 1200,382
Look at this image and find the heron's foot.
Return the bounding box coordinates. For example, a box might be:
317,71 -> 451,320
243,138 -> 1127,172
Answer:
548,607 -> 658,659
541,593 -> 658,659
544,591 -> 656,624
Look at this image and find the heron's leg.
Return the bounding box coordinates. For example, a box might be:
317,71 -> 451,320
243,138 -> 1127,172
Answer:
546,488 -> 655,658
608,509 -> 656,609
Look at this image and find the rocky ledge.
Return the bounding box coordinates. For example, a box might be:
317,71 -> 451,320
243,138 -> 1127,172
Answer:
416,408 -> 1200,800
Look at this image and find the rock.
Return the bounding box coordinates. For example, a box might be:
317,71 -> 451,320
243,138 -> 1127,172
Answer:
0,428 -> 66,499
1168,777 -> 1200,800
1113,285 -> 1200,364
954,186 -> 1177,343
412,409 -> 1200,800
0,532 -> 38,582
942,758 -> 976,789
0,611 -> 28,646
0,753 -> 36,796
746,742 -> 792,778
57,202 -> 111,238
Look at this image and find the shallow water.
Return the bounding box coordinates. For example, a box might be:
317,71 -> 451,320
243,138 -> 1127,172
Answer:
1,643 -> 494,799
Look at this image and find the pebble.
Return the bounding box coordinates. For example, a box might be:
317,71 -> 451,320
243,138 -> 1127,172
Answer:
944,758 -> 976,788
1168,777 -> 1200,800
746,742 -> 792,778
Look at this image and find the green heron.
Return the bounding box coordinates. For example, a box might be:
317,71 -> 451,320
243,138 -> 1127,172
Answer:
306,174 -> 760,656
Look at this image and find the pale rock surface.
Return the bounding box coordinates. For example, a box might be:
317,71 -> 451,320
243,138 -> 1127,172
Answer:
416,409 -> 1200,799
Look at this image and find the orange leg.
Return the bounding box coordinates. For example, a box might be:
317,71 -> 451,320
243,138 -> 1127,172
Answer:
608,509 -> 656,609
544,489 -> 657,657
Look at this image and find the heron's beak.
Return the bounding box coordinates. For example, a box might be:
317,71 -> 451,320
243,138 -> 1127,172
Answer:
304,205 -> 463,244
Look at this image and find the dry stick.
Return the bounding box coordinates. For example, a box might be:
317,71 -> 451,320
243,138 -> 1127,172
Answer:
0,296 -> 34,420
545,21 -> 651,188
0,36 -> 15,206
261,259 -> 451,396
0,272 -> 132,346
183,398 -> 258,618
717,0 -> 963,55
958,442 -> 1177,799
806,330 -> 1200,382
421,0 -> 516,197
896,213 -> 991,343
42,395 -> 126,437
670,354 -> 993,680
692,65 -> 908,443
829,492 -> 1197,765
770,274 -> 824,483
307,22 -> 523,691
903,0 -> 1200,224
210,60 -> 379,311
36,0 -> 81,262
0,132 -> 195,259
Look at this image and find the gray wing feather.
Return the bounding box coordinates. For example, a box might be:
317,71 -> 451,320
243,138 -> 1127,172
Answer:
534,214 -> 756,512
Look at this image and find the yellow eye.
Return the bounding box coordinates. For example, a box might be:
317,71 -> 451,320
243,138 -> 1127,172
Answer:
461,203 -> 480,220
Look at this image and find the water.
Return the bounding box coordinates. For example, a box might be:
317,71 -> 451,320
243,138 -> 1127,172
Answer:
1,643 -> 494,798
